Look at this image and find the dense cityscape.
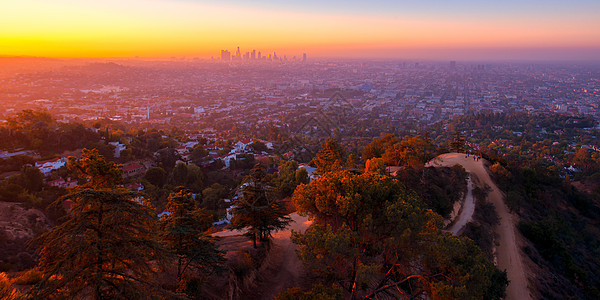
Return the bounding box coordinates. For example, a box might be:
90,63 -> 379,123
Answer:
2,58 -> 598,131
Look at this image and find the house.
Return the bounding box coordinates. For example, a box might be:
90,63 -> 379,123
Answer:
108,142 -> 127,158
122,162 -> 145,178
47,177 -> 78,188
232,138 -> 253,153
35,157 -> 68,176
220,153 -> 237,168
182,141 -> 199,149
124,182 -> 144,192
175,145 -> 189,156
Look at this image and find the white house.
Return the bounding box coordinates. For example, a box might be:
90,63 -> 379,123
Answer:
35,158 -> 68,176
220,153 -> 237,168
108,142 -> 127,158
232,139 -> 253,153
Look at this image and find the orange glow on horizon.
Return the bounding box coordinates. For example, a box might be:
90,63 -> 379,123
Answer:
1,0 -> 599,59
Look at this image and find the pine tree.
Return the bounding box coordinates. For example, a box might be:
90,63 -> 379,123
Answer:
30,149 -> 170,299
231,164 -> 291,248
311,138 -> 345,174
31,189 -> 165,299
161,190 -> 225,293
292,170 -> 507,299
450,132 -> 466,153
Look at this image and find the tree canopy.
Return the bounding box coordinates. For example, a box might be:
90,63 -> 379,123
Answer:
31,189 -> 165,299
231,164 -> 291,248
30,151 -> 169,299
292,169 -> 507,299
160,190 -> 225,295
311,138 -> 346,174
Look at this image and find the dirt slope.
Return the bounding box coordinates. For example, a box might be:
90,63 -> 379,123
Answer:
430,153 -> 532,300
213,213 -> 311,299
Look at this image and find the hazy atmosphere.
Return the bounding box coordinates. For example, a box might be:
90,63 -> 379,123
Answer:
2,0 -> 600,60
1,1 -> 600,300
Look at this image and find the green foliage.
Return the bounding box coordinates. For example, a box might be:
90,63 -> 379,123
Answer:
144,166 -> 167,188
272,160 -> 307,197
232,153 -> 255,170
382,135 -> 437,166
154,161 -> 205,192
184,164 -> 205,192
390,166 -> 468,218
201,183 -> 229,211
68,148 -> 123,189
519,220 -> 586,282
155,148 -> 179,172
189,145 -> 208,165
231,164 -> 291,248
311,138 -> 345,174
423,235 -> 503,300
484,269 -> 509,300
295,168 -> 309,185
0,165 -> 47,209
250,141 -> 268,153
362,133 -> 399,161
449,132 -> 465,153
292,170 -> 505,299
0,110 -> 100,156
0,155 -> 35,174
17,165 -> 44,193
172,162 -> 188,186
364,157 -> 386,174
161,190 -> 225,295
292,224 -> 359,281
30,189 -> 165,299
29,153 -> 170,299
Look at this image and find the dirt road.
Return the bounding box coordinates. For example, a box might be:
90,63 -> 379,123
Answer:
430,153 -> 531,300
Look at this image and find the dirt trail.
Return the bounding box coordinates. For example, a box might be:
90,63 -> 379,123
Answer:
447,175 -> 474,235
251,214 -> 311,299
429,153 -> 531,300
213,213 -> 312,299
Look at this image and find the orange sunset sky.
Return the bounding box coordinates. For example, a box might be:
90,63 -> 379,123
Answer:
1,0 -> 599,60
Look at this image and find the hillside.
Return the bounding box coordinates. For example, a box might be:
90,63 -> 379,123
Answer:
430,153 -> 532,300
0,202 -> 51,271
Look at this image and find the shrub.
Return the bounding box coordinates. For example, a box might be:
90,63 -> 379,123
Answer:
12,268 -> 43,285
0,272 -> 21,300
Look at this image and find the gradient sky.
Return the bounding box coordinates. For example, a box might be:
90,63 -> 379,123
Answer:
1,0 -> 599,60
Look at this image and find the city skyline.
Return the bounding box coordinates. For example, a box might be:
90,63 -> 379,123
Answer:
1,0 -> 599,60
219,47 -> 306,62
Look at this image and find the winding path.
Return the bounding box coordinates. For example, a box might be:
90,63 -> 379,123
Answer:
447,175 -> 474,235
428,153 -> 531,300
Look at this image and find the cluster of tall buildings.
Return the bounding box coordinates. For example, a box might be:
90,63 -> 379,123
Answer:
220,47 -> 306,63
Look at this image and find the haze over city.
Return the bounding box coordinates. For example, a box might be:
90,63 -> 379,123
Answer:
2,0 -> 600,60
1,1 -> 600,300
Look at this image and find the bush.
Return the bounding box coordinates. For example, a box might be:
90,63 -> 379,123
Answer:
12,268 -> 43,285
228,250 -> 254,277
0,272 -> 21,299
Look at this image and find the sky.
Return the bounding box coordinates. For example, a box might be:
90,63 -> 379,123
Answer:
1,0 -> 599,60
